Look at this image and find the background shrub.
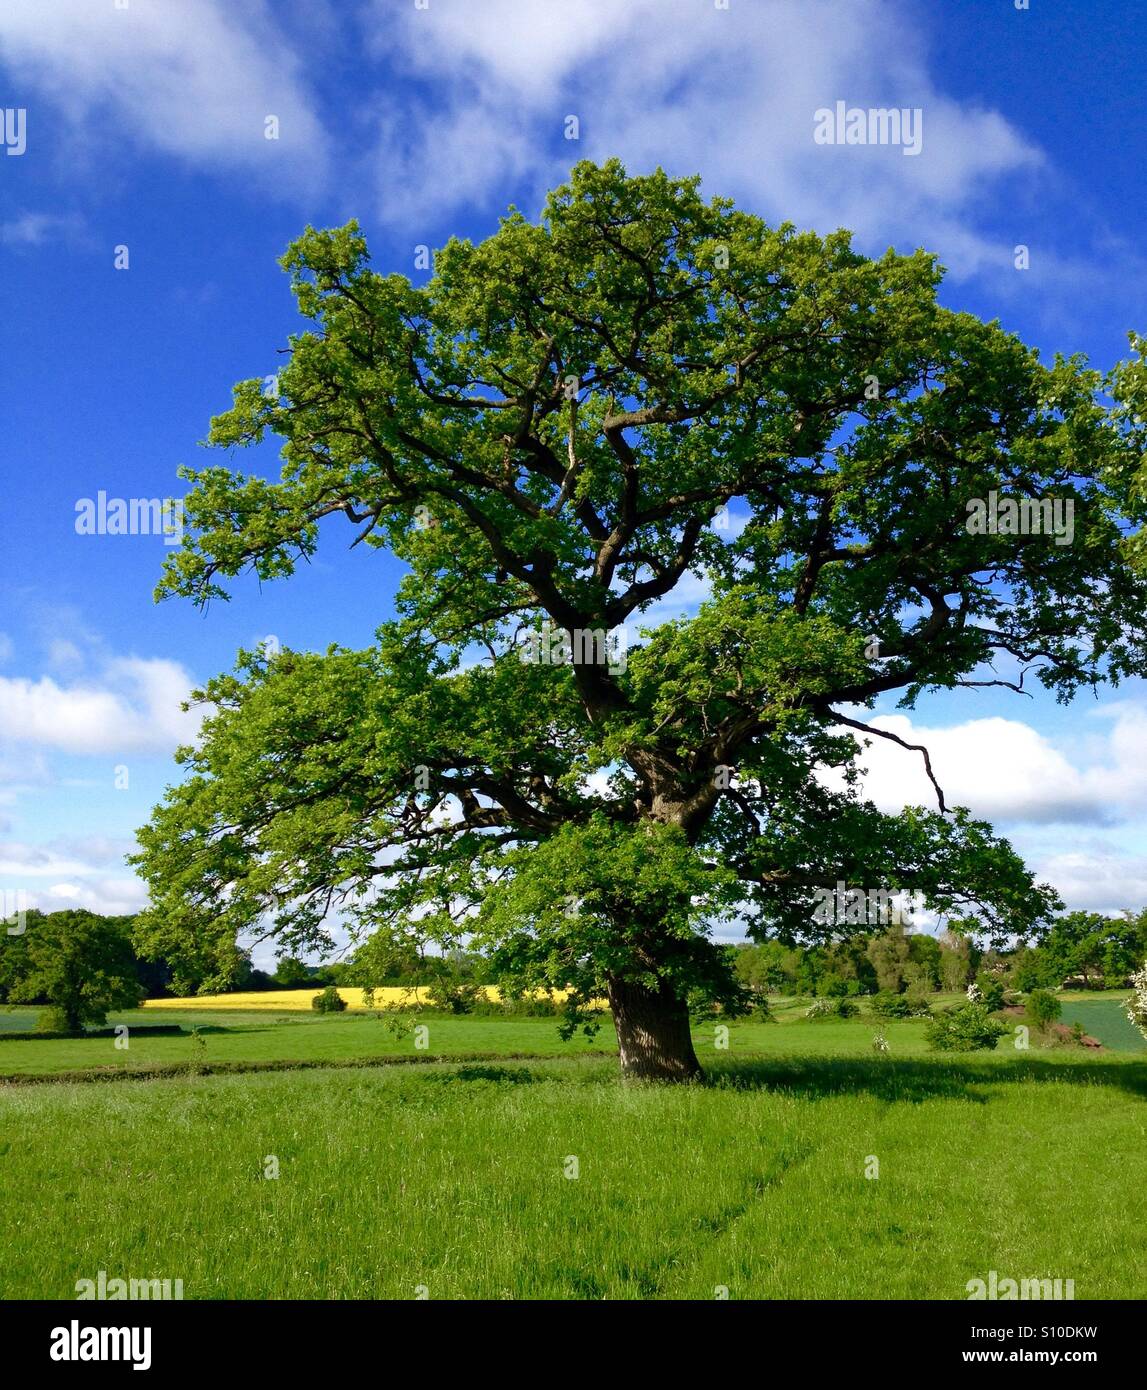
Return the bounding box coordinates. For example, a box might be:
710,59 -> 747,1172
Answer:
925,1002 -> 1009,1052
1026,988 -> 1062,1031
870,991 -> 912,1020
312,985 -> 348,1013
424,980 -> 486,1015
975,974 -> 1007,1012
807,997 -> 859,1020
35,1007 -> 73,1034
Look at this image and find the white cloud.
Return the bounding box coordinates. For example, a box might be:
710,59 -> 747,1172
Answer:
0,210 -> 84,247
0,0 -> 327,192
0,841 -> 120,879
832,704 -> 1147,827
0,656 -> 202,755
0,839 -> 147,917
45,639 -> 84,672
30,877 -> 148,917
0,747 -> 51,802
366,0 -> 1041,281
48,834 -> 137,866
1028,848 -> 1147,918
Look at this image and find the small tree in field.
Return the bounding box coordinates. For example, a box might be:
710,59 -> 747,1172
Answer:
133,161 -> 1147,1080
1026,988 -> 1061,1032
312,984 -> 347,1013
10,911 -> 143,1032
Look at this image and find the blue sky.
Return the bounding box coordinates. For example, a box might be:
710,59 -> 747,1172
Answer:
1,0 -> 1146,952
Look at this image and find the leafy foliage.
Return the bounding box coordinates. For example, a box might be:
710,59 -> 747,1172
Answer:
870,990 -> 914,1019
925,1002 -> 1009,1052
312,985 -> 348,1013
9,911 -> 144,1032
424,978 -> 486,1015
1026,988 -> 1061,1030
1030,911 -> 1147,988
130,161 -> 1147,1071
974,973 -> 1007,1012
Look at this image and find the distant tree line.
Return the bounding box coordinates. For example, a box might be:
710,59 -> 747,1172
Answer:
732,908 -> 1147,1000
0,908 -> 491,1013
3,906 -> 1142,1035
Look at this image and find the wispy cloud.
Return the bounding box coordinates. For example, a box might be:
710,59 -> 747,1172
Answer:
364,0 -> 1041,284
0,0 -> 328,194
0,210 -> 84,247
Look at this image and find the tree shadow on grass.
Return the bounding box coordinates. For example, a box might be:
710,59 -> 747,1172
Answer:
181,1025 -> 274,1036
705,1055 -> 1147,1105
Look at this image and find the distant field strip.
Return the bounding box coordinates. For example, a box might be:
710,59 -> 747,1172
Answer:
1057,997 -> 1147,1052
145,986 -> 456,1010
139,986 -> 582,1011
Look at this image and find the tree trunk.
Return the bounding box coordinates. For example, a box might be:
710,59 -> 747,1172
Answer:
607,976 -> 702,1081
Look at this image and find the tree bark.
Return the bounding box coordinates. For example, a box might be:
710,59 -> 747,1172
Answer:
607,976 -> 702,1081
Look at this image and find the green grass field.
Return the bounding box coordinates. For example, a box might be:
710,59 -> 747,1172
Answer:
1058,996 -> 1147,1052
2,995 -> 1145,1300
0,996 -> 899,1078
0,994 -> 1012,1078
0,1008 -> 615,1077
1,990 -> 1137,1078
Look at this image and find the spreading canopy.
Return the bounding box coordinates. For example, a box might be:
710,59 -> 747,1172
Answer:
134,161 -> 1147,1076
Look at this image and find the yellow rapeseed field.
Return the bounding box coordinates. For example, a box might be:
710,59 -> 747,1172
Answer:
142,985 -> 552,1011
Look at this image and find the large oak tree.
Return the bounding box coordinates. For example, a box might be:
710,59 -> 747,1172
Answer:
134,161 -> 1147,1079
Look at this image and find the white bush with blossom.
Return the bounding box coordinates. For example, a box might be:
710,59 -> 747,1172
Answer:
1127,961 -> 1147,1041
966,981 -> 982,1003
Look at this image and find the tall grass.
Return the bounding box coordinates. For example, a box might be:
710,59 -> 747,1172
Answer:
3,1049 -> 1145,1299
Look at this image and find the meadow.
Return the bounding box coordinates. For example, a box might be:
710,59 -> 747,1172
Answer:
2,993 -> 1145,1300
